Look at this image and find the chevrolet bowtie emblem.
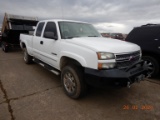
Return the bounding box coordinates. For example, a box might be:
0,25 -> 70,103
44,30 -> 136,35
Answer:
129,56 -> 133,61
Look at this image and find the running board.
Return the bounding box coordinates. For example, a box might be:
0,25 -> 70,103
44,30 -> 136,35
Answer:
33,58 -> 60,75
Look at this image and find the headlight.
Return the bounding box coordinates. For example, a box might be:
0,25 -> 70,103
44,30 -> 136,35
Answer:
98,63 -> 116,69
97,52 -> 115,60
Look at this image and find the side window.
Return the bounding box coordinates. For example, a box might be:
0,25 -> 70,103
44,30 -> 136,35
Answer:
36,22 -> 45,37
43,22 -> 57,38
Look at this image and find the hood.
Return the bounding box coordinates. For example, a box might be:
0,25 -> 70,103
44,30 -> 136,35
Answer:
66,37 -> 140,53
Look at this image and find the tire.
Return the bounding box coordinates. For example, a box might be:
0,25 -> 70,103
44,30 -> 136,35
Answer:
61,65 -> 87,99
2,42 -> 8,52
23,48 -> 32,64
142,56 -> 160,77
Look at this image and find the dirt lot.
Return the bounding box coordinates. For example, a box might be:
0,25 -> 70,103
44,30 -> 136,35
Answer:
0,49 -> 160,120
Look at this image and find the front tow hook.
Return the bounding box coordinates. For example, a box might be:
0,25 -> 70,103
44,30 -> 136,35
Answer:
135,74 -> 146,83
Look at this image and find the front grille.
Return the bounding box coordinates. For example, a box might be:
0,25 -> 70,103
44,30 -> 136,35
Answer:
116,51 -> 141,69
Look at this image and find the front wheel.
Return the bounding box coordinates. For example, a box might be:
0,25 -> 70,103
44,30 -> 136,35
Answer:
23,48 -> 32,64
61,65 -> 87,99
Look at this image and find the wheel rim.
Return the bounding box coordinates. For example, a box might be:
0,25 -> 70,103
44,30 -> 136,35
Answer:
144,60 -> 154,74
63,72 -> 76,94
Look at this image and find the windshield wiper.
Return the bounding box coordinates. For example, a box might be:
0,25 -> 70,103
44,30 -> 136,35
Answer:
65,36 -> 80,39
65,37 -> 74,39
88,36 -> 99,37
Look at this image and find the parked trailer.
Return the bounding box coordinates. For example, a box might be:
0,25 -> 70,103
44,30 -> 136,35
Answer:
1,13 -> 38,52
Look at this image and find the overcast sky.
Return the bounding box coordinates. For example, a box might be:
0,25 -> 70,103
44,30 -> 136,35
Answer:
0,0 -> 160,33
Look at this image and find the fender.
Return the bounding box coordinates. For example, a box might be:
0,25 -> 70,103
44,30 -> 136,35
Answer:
59,51 -> 87,67
20,41 -> 33,55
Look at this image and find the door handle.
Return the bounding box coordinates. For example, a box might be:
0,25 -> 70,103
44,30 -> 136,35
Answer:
40,41 -> 43,44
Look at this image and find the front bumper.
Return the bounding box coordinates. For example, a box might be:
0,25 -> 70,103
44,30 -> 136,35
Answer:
84,61 -> 150,87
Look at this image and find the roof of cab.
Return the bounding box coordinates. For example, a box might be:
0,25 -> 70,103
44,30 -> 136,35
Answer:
38,19 -> 89,24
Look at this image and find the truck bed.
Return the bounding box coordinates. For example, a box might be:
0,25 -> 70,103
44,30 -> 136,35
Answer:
20,34 -> 33,53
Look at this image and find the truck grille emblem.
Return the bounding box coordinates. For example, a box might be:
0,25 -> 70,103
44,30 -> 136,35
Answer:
129,56 -> 133,61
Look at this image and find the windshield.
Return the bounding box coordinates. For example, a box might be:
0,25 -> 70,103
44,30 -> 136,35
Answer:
58,21 -> 101,39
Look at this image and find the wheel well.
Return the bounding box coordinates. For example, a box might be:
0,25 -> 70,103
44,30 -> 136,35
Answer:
142,51 -> 160,61
21,42 -> 26,48
60,56 -> 82,70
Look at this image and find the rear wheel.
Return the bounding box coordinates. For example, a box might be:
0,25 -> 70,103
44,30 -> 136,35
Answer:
2,42 -> 8,52
23,48 -> 32,64
142,56 -> 160,77
61,65 -> 87,99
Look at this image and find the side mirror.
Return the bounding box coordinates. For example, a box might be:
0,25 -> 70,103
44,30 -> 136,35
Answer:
44,32 -> 58,40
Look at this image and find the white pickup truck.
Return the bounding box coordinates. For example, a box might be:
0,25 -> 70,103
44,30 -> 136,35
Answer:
20,19 -> 150,99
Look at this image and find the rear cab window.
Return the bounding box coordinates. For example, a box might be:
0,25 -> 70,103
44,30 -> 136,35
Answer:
36,22 -> 45,37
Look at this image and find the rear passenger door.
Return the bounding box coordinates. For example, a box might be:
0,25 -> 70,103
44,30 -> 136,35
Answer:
32,22 -> 45,60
